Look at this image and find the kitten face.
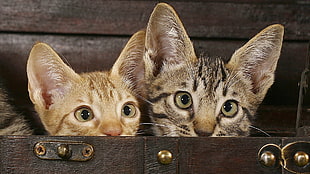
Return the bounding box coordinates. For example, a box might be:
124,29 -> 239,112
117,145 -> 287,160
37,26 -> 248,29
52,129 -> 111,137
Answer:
144,3 -> 284,136
27,31 -> 145,136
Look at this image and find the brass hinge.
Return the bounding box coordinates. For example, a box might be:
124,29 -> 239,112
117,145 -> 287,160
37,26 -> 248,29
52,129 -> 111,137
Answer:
33,141 -> 94,162
258,142 -> 310,174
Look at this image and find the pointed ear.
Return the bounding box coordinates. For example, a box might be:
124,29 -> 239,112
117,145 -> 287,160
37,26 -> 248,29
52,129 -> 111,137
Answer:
111,30 -> 146,93
226,24 -> 284,98
144,3 -> 197,78
27,42 -> 80,109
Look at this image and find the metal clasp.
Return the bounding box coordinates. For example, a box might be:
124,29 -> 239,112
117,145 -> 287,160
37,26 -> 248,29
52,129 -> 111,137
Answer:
34,141 -> 94,161
282,141 -> 310,174
259,141 -> 310,174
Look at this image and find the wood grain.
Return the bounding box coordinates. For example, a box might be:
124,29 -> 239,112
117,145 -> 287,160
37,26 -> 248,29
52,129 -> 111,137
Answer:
179,137 -> 282,174
0,1 -> 309,40
3,136 -> 310,173
0,136 -> 144,173
144,137 -> 179,173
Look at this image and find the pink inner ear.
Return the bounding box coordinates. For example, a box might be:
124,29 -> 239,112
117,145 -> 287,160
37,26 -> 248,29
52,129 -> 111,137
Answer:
38,70 -> 72,109
42,91 -> 52,109
27,43 -> 80,111
28,55 -> 75,110
33,64 -> 62,109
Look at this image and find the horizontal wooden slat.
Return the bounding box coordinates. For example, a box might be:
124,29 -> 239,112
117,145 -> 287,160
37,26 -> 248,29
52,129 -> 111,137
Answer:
144,137 -> 179,173
3,136 -> 310,173
0,0 -> 309,40
179,137 -> 282,173
0,136 -> 144,173
255,106 -> 298,136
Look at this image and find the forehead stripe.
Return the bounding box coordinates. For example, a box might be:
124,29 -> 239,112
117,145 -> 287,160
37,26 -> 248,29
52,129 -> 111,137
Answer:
149,92 -> 171,103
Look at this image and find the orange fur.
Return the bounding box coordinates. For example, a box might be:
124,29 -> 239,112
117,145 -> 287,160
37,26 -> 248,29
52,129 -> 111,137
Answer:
27,31 -> 145,136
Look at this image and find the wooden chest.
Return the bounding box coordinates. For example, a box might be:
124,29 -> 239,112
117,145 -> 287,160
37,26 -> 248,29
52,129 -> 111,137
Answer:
0,0 -> 309,173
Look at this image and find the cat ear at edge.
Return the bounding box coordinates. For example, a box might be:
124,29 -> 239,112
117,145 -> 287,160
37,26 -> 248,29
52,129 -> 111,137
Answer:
27,42 -> 80,109
144,3 -> 197,77
110,30 -> 146,93
226,24 -> 284,97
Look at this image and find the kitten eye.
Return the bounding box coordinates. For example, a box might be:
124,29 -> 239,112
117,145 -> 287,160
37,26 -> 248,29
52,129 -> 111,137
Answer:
175,92 -> 192,109
221,100 -> 238,117
121,103 -> 137,117
74,107 -> 94,122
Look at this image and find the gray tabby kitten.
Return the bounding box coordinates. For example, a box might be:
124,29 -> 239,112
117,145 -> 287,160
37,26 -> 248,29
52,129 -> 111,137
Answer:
0,81 -> 32,135
144,3 -> 284,136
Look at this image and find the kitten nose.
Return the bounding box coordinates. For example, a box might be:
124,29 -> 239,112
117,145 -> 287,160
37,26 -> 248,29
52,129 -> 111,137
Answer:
100,121 -> 122,136
104,129 -> 122,136
194,129 -> 212,137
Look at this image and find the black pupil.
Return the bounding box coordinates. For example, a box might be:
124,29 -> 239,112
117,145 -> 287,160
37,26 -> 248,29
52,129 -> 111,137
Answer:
123,105 -> 132,116
81,109 -> 90,120
223,101 -> 233,112
181,94 -> 190,105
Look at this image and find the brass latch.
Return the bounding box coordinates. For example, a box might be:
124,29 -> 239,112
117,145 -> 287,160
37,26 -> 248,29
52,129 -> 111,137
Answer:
258,141 -> 310,173
34,141 -> 94,161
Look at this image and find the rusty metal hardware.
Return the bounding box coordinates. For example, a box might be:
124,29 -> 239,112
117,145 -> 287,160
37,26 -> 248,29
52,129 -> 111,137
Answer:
294,151 -> 309,167
57,144 -> 71,159
258,144 -> 282,169
157,150 -> 173,165
34,141 -> 94,161
259,142 -> 310,174
282,142 -> 310,174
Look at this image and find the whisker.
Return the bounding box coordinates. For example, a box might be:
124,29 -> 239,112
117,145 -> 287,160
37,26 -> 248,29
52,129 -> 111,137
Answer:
139,122 -> 170,128
250,125 -> 271,137
58,53 -> 74,69
134,93 -> 154,105
135,132 -> 147,135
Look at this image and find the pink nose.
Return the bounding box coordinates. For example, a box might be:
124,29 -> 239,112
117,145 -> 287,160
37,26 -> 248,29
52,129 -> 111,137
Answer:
100,119 -> 123,136
104,129 -> 122,136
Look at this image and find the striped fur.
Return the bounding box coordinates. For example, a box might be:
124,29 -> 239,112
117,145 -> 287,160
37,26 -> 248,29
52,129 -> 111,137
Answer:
0,81 -> 33,135
27,31 -> 145,136
144,3 -> 284,136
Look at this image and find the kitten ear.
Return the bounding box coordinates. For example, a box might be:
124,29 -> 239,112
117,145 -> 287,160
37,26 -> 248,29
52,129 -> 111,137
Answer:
226,24 -> 284,98
27,42 -> 80,109
144,3 -> 197,77
111,30 -> 146,93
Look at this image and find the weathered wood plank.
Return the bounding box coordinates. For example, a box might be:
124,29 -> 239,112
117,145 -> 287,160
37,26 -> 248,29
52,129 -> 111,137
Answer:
2,136 -> 310,173
144,137 -> 179,173
254,106 -> 297,136
0,0 -> 309,40
0,136 -> 144,173
179,137 -> 282,174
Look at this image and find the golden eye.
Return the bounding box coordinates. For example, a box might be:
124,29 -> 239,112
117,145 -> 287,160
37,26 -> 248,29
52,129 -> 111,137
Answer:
122,103 -> 137,117
175,92 -> 192,109
74,106 -> 94,122
221,100 -> 238,117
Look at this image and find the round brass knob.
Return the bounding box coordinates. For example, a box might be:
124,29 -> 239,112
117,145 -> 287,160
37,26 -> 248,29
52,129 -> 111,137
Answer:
57,144 -> 71,159
157,150 -> 173,165
259,151 -> 276,167
294,151 -> 309,167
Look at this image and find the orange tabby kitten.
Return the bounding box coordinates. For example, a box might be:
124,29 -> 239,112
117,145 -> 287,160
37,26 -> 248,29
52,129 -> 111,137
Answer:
27,30 -> 145,136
